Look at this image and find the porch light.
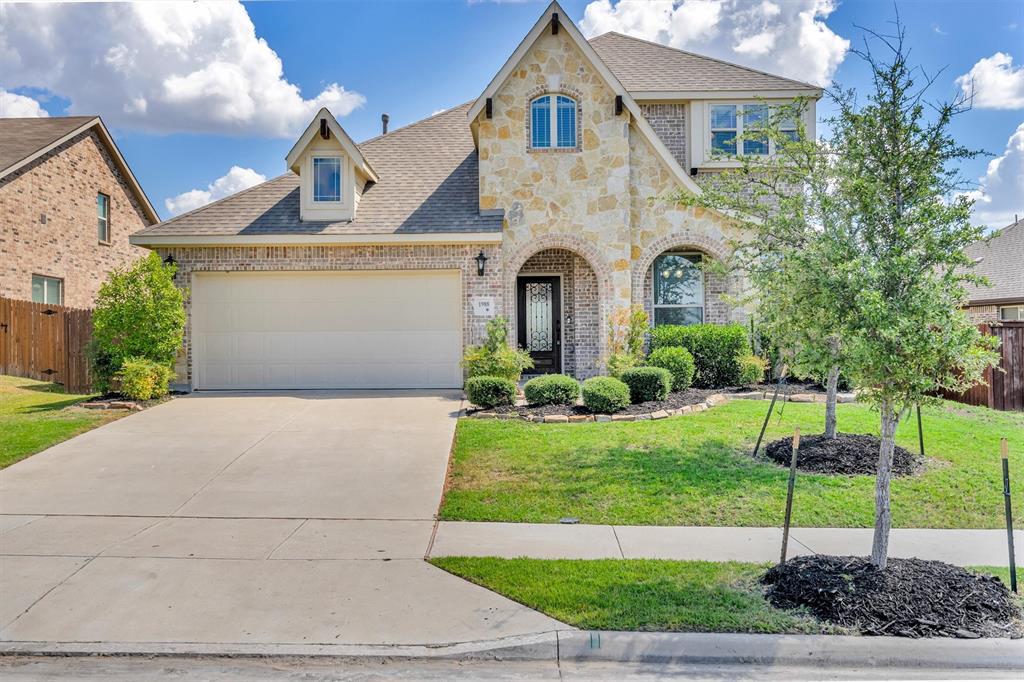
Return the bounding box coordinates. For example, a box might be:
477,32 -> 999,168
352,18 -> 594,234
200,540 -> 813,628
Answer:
163,254 -> 176,266
475,250 -> 489,277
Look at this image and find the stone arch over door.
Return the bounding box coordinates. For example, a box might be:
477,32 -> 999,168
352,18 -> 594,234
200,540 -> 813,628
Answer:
632,232 -> 738,326
504,234 -> 614,378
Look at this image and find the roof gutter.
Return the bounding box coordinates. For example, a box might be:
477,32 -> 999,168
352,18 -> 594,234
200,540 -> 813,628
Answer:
130,232 -> 504,248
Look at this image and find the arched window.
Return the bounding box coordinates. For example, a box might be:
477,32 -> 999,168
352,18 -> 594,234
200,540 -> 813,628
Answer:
531,95 -> 577,149
653,253 -> 704,325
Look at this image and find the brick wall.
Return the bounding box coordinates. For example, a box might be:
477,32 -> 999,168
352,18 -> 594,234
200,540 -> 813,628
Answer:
0,129 -> 151,308
158,244 -> 502,384
639,103 -> 687,169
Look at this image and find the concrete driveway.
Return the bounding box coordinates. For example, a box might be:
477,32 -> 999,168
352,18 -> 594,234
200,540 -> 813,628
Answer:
0,392 -> 560,652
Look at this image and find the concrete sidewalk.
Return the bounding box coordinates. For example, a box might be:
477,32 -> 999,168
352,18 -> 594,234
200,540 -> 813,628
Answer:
429,522 -> 1022,566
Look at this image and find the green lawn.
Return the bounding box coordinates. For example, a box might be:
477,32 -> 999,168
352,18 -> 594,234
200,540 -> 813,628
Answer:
441,400 -> 1024,528
431,557 -> 1020,634
0,375 -> 121,468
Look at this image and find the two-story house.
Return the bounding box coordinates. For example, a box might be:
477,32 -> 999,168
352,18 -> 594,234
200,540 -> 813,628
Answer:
130,1 -> 820,391
1,116 -> 158,308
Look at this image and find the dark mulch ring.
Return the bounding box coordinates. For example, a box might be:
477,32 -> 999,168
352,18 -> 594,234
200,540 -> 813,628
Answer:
763,433 -> 923,476
762,555 -> 1023,638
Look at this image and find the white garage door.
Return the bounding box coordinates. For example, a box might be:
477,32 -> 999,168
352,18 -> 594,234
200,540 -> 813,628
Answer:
191,270 -> 463,389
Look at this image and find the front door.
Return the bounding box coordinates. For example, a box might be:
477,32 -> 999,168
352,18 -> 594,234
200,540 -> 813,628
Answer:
517,276 -> 561,374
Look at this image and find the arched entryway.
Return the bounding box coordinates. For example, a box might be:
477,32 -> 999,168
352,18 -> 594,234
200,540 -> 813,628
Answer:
504,237 -> 612,379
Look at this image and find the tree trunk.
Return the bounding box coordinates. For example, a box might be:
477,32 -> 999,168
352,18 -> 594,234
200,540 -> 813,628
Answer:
824,363 -> 841,439
871,399 -> 901,570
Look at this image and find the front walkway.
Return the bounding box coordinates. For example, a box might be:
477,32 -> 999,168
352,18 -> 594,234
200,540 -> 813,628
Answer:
430,522 -> 1021,566
0,392 -> 560,650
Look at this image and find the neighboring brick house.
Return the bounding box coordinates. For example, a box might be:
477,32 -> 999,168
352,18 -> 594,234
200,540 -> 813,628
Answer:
131,1 -> 820,391
0,116 -> 158,308
962,218 -> 1024,324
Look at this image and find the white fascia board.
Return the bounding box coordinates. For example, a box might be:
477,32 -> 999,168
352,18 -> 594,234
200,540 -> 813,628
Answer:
631,89 -> 822,101
130,232 -> 503,248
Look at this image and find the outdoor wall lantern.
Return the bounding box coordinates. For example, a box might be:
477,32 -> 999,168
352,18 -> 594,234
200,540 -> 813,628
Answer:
163,254 -> 176,266
475,250 -> 489,277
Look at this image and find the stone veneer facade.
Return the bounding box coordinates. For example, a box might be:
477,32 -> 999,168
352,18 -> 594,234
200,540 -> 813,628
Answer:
157,244 -> 502,383
0,129 -> 151,308
476,27 -> 748,368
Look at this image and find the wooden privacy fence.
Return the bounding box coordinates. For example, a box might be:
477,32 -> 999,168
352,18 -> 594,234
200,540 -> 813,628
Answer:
0,297 -> 93,394
939,322 -> 1024,412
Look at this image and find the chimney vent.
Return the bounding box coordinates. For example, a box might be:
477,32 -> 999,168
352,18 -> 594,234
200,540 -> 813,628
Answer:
382,113 -> 390,135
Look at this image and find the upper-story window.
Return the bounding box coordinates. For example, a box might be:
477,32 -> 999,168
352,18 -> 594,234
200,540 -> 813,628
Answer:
530,95 -> 577,149
97,193 -> 110,243
312,157 -> 341,202
709,103 -> 798,157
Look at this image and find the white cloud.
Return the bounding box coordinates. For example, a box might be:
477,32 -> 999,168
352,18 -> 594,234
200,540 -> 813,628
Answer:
964,123 -> 1024,228
165,166 -> 266,216
0,1 -> 365,136
0,88 -> 48,118
580,0 -> 849,87
956,53 -> 1024,110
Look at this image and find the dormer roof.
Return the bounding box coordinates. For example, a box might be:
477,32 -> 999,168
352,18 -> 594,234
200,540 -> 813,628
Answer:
285,107 -> 379,183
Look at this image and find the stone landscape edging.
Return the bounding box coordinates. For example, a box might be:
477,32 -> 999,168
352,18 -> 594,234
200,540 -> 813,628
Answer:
467,391 -> 857,423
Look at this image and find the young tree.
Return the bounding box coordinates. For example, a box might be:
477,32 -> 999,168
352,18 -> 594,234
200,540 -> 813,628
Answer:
676,99 -> 853,439
831,28 -> 998,568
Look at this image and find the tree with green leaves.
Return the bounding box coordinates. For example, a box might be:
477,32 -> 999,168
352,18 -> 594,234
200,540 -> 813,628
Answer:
830,27 -> 998,568
680,22 -> 999,571
89,252 -> 186,393
676,97 -> 853,440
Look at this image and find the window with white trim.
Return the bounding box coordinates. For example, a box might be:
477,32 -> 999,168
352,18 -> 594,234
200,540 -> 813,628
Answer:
1000,305 -> 1023,321
653,253 -> 704,326
531,95 -> 577,149
312,157 -> 341,202
31,275 -> 63,305
97,192 -> 110,243
709,103 -> 799,157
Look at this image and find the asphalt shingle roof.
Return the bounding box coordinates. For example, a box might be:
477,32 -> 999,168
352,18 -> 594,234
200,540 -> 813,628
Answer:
136,103 -> 502,237
963,219 -> 1024,304
589,31 -> 819,93
0,116 -> 97,176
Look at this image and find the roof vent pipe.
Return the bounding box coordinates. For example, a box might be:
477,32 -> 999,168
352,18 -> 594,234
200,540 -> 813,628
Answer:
382,113 -> 390,135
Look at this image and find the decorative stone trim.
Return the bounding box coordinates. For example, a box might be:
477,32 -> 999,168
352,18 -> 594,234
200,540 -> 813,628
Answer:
467,390 -> 856,423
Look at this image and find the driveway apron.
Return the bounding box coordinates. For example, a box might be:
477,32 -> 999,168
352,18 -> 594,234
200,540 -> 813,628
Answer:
0,391 -> 561,649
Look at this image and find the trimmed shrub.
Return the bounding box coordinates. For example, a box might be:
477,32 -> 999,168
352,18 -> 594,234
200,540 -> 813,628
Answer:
462,317 -> 533,381
738,355 -> 767,386
606,352 -> 638,379
619,366 -> 672,403
523,374 -> 580,406
649,323 -> 752,388
90,253 -> 186,393
465,375 -> 517,408
116,357 -> 174,400
581,376 -> 631,414
647,346 -> 696,391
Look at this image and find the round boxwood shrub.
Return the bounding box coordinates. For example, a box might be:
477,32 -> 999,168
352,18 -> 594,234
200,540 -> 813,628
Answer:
619,366 -> 672,403
581,376 -> 631,414
465,376 -> 517,408
647,346 -> 696,391
649,323 -> 751,388
737,355 -> 767,386
523,374 -> 580,406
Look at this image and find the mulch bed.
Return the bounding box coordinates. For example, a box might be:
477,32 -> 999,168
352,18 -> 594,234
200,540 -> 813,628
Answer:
763,433 -> 923,476
762,555 -> 1022,638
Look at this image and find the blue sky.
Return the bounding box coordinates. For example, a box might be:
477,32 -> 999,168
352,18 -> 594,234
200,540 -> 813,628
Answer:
1,0 -> 1021,227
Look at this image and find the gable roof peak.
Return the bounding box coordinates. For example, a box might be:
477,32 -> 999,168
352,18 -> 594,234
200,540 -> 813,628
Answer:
285,107 -> 379,182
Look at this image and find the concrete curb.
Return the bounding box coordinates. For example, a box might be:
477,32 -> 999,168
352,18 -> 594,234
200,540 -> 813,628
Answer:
2,631 -> 1022,668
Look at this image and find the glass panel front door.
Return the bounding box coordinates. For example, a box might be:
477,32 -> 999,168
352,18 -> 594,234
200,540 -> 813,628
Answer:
517,276 -> 561,374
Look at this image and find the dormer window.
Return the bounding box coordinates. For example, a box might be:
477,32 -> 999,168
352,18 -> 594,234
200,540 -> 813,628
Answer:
530,95 -> 577,149
313,157 -> 341,202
